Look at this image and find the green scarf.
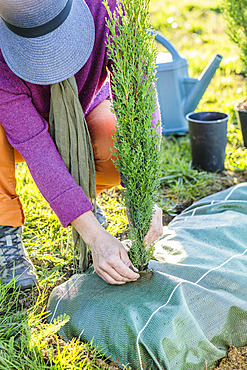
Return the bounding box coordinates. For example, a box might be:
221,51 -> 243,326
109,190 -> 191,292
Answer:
49,76 -> 96,272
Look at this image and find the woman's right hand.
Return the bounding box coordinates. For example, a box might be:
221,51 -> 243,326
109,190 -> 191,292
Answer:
71,211 -> 140,284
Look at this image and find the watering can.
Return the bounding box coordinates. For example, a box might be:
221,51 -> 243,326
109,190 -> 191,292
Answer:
154,32 -> 223,135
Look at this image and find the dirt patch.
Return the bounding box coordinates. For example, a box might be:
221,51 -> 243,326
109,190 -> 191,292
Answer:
214,346 -> 247,369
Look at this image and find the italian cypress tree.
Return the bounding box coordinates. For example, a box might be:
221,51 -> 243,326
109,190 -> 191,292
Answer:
104,0 -> 161,271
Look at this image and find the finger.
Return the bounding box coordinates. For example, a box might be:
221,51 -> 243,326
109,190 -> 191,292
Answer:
119,249 -> 140,277
95,255 -> 138,283
129,264 -> 139,273
120,259 -> 139,273
143,230 -> 153,247
104,265 -> 135,282
143,234 -> 155,248
112,259 -> 140,280
97,264 -> 137,284
144,225 -> 163,246
97,270 -> 126,285
148,233 -> 161,246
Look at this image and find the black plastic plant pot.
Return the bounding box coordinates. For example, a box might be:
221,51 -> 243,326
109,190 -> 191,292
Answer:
186,111 -> 229,173
235,103 -> 247,148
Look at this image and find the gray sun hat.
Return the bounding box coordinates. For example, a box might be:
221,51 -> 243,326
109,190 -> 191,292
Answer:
0,0 -> 95,85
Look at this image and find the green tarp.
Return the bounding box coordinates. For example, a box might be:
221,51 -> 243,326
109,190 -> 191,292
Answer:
47,183 -> 247,369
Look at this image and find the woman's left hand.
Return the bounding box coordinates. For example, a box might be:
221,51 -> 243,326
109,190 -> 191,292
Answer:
143,204 -> 163,248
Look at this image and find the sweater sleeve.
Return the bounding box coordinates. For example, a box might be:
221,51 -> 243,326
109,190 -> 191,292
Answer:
0,59 -> 93,227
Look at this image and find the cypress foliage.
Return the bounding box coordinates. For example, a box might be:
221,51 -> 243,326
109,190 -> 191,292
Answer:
221,0 -> 247,74
104,0 -> 161,270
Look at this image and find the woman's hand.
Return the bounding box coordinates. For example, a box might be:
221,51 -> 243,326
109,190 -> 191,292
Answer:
72,211 -> 139,285
143,204 -> 163,248
90,230 -> 139,284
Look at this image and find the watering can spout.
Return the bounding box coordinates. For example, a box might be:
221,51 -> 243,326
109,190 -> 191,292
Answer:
183,54 -> 223,115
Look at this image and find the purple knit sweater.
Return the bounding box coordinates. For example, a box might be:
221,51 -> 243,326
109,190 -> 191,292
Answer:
0,0 -> 160,227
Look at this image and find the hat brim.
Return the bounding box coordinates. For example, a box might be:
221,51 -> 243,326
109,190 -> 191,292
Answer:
0,0 -> 95,85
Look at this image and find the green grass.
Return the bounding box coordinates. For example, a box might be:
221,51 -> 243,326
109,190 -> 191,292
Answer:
0,280 -> 115,369
2,0 -> 247,368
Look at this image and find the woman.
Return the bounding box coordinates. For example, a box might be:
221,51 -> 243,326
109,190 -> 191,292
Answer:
0,0 -> 162,289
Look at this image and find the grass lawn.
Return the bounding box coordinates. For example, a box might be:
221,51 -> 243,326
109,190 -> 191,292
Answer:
1,0 -> 247,368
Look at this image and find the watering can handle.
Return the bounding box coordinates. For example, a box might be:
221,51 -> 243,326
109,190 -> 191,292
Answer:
154,31 -> 181,61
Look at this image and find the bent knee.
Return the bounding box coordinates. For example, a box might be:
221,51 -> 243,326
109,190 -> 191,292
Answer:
86,100 -> 117,161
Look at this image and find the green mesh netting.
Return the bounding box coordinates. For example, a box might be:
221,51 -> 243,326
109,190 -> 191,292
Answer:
47,183 -> 247,370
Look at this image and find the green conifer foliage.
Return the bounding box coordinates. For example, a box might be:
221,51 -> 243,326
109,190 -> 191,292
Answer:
221,0 -> 247,74
104,0 -> 161,270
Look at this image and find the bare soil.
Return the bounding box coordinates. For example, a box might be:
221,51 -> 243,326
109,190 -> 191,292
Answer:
214,346 -> 247,369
